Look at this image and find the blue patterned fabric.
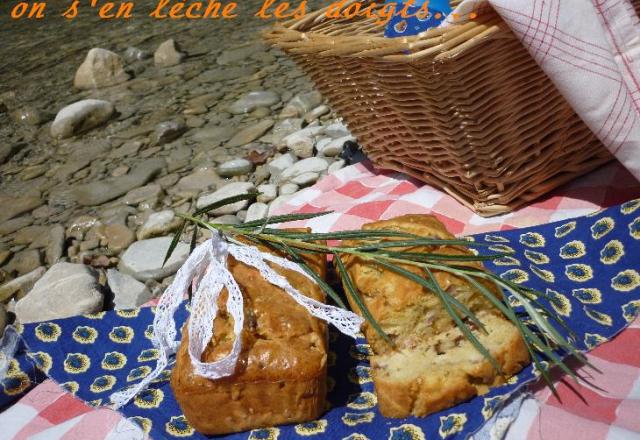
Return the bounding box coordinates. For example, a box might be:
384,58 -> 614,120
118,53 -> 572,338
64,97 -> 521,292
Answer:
2,199 -> 640,439
384,0 -> 452,38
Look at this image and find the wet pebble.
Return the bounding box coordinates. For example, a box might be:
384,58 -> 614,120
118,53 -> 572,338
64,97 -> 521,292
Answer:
217,158 -> 253,177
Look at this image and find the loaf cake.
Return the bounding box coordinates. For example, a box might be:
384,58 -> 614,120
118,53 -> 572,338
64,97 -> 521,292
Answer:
340,215 -> 530,418
171,233 -> 328,435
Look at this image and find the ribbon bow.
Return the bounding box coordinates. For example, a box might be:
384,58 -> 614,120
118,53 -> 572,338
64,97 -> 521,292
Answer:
110,232 -> 364,408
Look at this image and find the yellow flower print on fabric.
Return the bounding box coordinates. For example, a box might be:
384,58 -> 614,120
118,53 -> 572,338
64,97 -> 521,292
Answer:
483,234 -> 510,243
165,415 -> 194,437
621,199 -> 640,214
612,269 -> 640,292
28,352 -> 52,374
90,375 -> 117,393
532,361 -> 550,378
489,244 -> 515,254
101,351 -> 127,370
439,414 -> 468,438
559,240 -> 586,259
134,388 -> 164,409
295,419 -> 328,436
127,366 -> 152,382
151,369 -> 172,384
622,300 -> 640,322
5,359 -> 19,375
72,326 -> 98,344
546,289 -> 572,317
349,344 -> 372,361
115,309 -> 140,318
342,435 -> 370,440
572,288 -> 602,304
137,348 -> 160,362
35,322 -> 61,342
555,221 -> 576,238
389,424 -> 425,440
2,372 -> 30,396
629,217 -> 640,240
600,240 -> 624,265
524,250 -> 550,265
500,269 -> 529,284
348,366 -> 372,385
493,256 -> 521,266
584,333 -> 608,349
64,353 -> 91,374
347,392 -> 377,409
60,381 -> 79,395
144,325 -> 154,340
129,417 -> 152,434
249,427 -> 280,440
109,326 -> 134,343
482,395 -> 506,420
519,232 -> 545,248
591,217 -> 615,239
530,265 -> 555,282
342,412 -> 375,427
507,295 -> 522,308
565,264 -> 594,282
583,307 -> 613,326
83,311 -> 106,319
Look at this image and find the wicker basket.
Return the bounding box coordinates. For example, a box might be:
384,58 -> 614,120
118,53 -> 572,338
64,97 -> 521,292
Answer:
264,1 -> 615,216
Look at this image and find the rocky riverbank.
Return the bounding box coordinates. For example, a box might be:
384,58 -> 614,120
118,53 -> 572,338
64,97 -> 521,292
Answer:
0,0 -> 361,330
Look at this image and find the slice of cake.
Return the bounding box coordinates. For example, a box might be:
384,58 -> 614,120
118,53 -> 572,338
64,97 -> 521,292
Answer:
340,215 -> 530,418
171,233 -> 328,435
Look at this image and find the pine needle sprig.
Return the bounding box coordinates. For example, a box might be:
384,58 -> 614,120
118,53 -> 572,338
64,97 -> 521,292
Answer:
165,193 -> 588,393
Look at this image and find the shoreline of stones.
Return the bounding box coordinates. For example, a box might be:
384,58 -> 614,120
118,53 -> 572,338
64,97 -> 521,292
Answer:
0,36 -> 363,333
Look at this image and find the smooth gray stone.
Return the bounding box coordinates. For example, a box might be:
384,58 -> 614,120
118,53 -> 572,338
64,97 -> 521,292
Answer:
118,236 -> 190,282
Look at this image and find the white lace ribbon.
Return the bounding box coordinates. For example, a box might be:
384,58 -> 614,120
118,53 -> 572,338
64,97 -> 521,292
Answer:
109,232 -> 364,408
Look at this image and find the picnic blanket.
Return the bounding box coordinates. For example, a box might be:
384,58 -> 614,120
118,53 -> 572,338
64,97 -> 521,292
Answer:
1,160 -> 639,440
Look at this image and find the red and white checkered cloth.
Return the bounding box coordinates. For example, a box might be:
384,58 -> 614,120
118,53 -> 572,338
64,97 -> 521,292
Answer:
449,0 -> 640,180
1,160 -> 639,440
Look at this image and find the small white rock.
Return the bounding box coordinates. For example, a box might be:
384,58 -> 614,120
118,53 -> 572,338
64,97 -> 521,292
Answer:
303,104 -> 330,123
154,39 -> 185,67
279,183 -> 300,195
257,184 -> 277,203
320,135 -> 354,157
216,158 -> 253,177
280,157 -> 329,182
15,263 -> 103,323
196,181 -> 256,215
118,237 -> 190,282
268,152 -> 297,177
229,91 -> 280,114
50,99 -> 114,139
74,48 -> 129,90
245,202 -> 269,223
328,159 -> 346,174
324,120 -> 351,138
280,91 -> 323,118
290,171 -> 320,186
137,210 -> 179,240
107,269 -> 153,310
284,131 -> 315,158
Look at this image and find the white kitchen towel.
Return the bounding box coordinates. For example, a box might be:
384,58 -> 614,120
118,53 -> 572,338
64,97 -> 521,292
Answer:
446,0 -> 640,180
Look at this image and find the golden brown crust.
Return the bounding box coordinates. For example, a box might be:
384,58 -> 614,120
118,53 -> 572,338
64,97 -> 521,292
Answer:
340,214 -> 530,418
171,230 -> 328,435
